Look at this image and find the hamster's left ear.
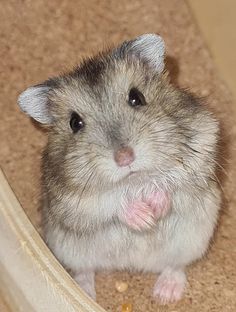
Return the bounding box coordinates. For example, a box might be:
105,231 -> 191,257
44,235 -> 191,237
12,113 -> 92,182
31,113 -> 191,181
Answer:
114,33 -> 165,73
18,82 -> 54,124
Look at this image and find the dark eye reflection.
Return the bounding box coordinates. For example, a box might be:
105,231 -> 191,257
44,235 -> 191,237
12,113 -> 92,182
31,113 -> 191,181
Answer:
70,112 -> 84,133
128,88 -> 146,107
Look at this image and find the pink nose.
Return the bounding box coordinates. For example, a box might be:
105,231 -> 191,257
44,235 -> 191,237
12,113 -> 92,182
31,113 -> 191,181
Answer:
114,146 -> 135,167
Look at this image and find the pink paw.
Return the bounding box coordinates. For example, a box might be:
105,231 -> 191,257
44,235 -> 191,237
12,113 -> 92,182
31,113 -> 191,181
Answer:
121,189 -> 170,231
121,200 -> 156,231
153,268 -> 186,304
145,190 -> 170,219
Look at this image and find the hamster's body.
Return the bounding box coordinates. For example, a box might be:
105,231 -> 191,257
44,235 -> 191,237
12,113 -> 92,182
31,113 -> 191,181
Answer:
18,34 -> 221,303
45,182 -> 219,273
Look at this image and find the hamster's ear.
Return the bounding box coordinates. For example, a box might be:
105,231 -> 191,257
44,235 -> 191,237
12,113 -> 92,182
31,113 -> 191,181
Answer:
115,33 -> 165,73
18,84 -> 53,124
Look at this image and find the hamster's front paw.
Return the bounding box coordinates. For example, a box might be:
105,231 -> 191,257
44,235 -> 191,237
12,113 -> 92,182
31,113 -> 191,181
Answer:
121,200 -> 156,231
144,190 -> 170,219
121,190 -> 170,231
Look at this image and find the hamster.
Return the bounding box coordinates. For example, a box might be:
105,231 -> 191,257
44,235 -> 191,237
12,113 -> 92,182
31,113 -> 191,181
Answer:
18,34 -> 221,304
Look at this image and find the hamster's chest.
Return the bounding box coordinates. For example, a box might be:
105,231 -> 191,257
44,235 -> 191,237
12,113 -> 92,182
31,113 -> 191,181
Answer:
57,175 -> 167,233
82,175 -> 162,207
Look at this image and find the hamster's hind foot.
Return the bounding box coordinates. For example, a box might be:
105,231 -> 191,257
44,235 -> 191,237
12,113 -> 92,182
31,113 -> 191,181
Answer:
74,271 -> 96,300
153,268 -> 186,305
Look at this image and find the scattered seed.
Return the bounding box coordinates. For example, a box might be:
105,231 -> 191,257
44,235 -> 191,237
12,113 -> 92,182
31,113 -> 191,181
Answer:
121,303 -> 132,312
115,281 -> 128,293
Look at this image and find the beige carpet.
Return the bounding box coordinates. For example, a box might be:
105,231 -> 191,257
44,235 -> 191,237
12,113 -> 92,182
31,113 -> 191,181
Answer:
0,0 -> 236,311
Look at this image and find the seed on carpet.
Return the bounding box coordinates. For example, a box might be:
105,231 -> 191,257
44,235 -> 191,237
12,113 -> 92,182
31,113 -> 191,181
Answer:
121,303 -> 132,312
115,281 -> 128,292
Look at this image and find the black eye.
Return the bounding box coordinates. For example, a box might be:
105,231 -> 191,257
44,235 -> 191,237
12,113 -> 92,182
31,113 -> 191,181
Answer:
70,112 -> 84,133
128,88 -> 146,107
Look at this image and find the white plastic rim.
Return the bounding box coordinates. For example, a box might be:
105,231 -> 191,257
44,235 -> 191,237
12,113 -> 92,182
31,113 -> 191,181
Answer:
0,168 -> 106,312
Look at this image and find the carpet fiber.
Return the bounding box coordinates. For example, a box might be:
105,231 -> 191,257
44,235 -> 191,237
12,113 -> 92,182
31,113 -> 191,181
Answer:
0,0 -> 236,311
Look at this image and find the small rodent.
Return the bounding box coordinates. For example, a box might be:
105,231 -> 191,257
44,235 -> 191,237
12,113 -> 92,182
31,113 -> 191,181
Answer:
18,34 -> 221,304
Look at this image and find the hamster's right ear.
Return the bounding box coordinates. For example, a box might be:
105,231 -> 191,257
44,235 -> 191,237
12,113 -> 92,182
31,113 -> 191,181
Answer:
18,84 -> 53,124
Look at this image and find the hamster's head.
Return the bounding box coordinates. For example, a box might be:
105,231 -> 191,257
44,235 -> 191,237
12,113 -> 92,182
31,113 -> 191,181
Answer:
18,34 -> 219,192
